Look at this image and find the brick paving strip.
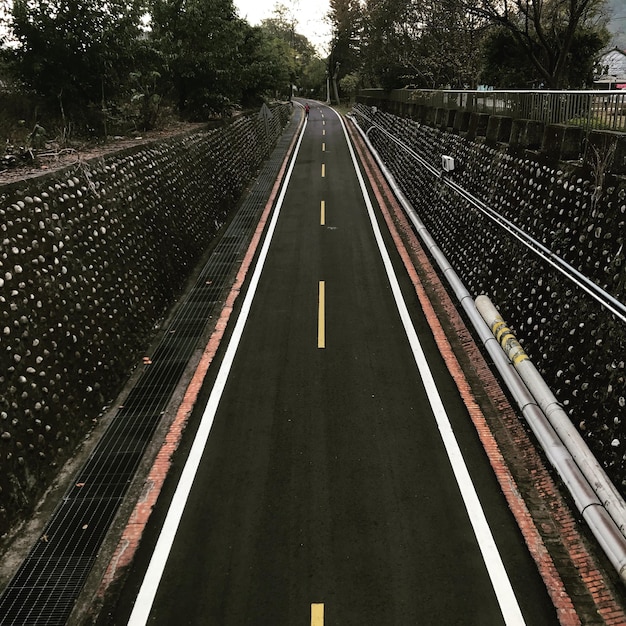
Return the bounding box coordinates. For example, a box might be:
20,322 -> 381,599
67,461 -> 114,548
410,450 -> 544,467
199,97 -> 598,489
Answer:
346,118 -> 626,625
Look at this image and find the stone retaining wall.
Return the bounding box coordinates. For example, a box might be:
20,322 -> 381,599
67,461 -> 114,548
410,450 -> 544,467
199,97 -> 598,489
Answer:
352,103 -> 626,494
0,105 -> 291,537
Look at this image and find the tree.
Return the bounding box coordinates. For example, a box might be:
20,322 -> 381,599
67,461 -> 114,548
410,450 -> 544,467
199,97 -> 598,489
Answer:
1,0 -> 320,136
480,21 -> 609,87
237,25 -> 293,105
150,0 -> 247,116
479,26 -> 539,87
415,0 -> 485,88
299,56 -> 328,99
339,72 -> 360,102
361,0 -> 421,89
8,0 -> 145,123
259,5 -> 320,98
361,0 -> 484,90
327,0 -> 363,102
467,0 -> 610,88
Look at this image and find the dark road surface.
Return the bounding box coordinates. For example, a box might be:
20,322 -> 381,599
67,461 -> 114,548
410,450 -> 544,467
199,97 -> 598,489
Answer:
107,103 -> 559,625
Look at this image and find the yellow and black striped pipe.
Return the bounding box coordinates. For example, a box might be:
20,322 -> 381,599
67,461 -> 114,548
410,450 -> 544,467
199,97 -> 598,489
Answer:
490,317 -> 529,366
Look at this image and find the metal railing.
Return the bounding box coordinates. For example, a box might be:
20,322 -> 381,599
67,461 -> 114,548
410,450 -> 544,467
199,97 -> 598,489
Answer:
358,88 -> 626,132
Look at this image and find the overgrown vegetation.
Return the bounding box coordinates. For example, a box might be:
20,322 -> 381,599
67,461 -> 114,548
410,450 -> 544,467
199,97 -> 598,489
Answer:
324,0 -> 613,100
0,0 -> 326,156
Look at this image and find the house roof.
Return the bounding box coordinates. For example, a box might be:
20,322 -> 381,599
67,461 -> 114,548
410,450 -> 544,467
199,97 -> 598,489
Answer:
597,47 -> 626,78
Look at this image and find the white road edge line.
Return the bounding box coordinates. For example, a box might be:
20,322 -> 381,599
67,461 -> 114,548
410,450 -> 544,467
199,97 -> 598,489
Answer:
127,117 -> 309,626
335,109 -> 526,626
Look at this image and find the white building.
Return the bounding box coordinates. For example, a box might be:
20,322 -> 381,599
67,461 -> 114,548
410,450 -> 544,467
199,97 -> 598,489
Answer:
595,47 -> 626,88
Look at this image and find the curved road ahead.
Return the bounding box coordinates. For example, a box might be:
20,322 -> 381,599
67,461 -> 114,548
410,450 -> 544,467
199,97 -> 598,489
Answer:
107,103 -> 559,625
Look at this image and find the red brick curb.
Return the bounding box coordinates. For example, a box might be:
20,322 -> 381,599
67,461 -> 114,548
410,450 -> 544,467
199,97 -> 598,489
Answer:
347,119 -> 626,625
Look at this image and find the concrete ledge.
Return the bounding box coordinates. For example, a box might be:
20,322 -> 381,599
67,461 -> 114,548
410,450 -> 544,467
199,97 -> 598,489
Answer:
510,119 -> 545,151
434,107 -> 456,130
356,95 -> 625,170
423,105 -> 437,126
414,104 -> 426,123
468,112 -> 491,139
453,110 -> 471,134
486,115 -> 513,144
585,130 -> 626,175
435,107 -> 447,128
541,124 -> 583,161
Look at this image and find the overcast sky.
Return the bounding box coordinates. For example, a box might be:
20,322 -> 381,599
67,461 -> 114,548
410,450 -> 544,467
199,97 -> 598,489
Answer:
234,0 -> 331,54
607,0 -> 626,48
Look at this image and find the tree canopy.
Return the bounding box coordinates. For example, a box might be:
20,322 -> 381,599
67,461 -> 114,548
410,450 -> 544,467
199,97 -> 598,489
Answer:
0,0 -> 326,136
480,21 -> 610,88
327,0 -> 363,102
8,0 -> 145,106
467,0 -> 611,88
150,0 -> 247,114
259,6 -> 326,100
323,0 -> 612,96
359,0 -> 484,90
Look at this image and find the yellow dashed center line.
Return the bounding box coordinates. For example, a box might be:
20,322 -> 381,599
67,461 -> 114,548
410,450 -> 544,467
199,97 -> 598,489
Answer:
321,163 -> 326,178
318,282 -> 325,349
322,142 -> 326,152
320,200 -> 326,226
311,603 -> 324,625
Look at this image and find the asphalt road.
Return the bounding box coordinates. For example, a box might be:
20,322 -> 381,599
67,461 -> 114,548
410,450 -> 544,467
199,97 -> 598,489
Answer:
106,103 -> 560,625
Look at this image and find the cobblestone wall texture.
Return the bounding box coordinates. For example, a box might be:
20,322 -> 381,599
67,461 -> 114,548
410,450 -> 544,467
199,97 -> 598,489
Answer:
353,104 -> 626,494
0,105 -> 291,536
